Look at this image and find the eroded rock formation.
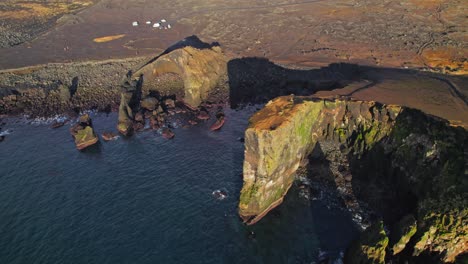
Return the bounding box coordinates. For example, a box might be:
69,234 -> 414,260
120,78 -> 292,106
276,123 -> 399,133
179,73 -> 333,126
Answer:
117,37 -> 227,135
70,114 -> 99,150
239,95 -> 467,262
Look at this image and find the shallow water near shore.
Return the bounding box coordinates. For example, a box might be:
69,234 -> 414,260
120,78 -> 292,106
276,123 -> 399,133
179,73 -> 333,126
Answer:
0,108 -> 358,264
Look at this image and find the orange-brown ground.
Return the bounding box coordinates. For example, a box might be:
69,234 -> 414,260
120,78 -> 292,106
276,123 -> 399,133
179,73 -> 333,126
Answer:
0,0 -> 466,75
0,0 -> 466,127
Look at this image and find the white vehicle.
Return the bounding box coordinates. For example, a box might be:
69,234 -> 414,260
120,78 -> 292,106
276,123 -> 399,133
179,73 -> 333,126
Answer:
146,21 -> 151,25
153,23 -> 161,28
132,21 -> 139,26
167,24 -> 172,29
161,19 -> 167,23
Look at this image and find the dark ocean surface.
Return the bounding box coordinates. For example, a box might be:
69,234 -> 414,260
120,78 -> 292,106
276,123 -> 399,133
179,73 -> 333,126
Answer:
0,108 -> 358,264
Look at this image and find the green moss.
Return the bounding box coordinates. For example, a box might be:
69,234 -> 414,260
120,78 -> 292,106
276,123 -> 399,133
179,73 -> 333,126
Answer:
75,126 -> 94,143
335,127 -> 347,142
391,215 -> 417,255
239,184 -> 259,206
346,221 -> 389,264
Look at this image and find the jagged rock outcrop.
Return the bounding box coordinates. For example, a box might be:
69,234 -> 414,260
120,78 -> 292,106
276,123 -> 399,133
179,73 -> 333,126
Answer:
117,37 -> 227,135
70,114 -> 99,150
239,95 -> 467,262
131,45 -> 227,107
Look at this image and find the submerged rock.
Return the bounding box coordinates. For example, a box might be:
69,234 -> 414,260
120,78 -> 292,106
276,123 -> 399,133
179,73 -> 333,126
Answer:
212,189 -> 228,200
70,114 -> 98,150
101,132 -> 119,141
161,127 -> 175,139
210,110 -> 225,131
51,121 -> 65,129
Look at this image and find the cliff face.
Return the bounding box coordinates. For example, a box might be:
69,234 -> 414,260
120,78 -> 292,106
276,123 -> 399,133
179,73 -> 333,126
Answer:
239,96 -> 401,224
239,95 -> 467,262
117,40 -> 227,135
131,45 -> 227,107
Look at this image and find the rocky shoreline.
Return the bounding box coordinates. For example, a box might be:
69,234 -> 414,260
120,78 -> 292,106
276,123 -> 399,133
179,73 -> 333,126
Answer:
0,57 -> 149,117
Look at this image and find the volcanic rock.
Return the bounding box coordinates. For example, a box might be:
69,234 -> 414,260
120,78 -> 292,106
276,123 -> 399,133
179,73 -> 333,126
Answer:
102,132 -> 119,141
238,95 -> 467,262
345,221 -> 389,264
197,111 -> 210,120
141,97 -> 159,111
70,114 -> 98,150
164,98 -> 176,109
129,39 -> 227,107
162,127 -> 175,139
210,110 -> 225,131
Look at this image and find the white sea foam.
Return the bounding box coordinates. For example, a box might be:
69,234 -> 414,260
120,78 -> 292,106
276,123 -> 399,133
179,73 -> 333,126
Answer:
0,129 -> 11,136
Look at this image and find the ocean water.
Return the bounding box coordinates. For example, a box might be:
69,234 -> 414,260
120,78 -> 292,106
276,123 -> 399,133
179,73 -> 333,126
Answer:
0,108 -> 358,264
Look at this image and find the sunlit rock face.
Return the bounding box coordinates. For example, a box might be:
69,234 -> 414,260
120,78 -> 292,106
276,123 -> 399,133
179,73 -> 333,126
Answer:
239,96 -> 401,224
239,95 -> 467,262
117,38 -> 227,135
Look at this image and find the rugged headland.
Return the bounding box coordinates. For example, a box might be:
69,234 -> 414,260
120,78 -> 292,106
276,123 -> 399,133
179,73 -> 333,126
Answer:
239,95 -> 467,262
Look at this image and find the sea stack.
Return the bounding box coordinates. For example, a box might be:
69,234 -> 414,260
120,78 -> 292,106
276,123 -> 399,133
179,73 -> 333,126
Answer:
70,114 -> 99,150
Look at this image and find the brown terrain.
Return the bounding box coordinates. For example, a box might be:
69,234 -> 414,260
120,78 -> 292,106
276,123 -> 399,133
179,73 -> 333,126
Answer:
0,0 -> 466,72
0,0 -> 466,126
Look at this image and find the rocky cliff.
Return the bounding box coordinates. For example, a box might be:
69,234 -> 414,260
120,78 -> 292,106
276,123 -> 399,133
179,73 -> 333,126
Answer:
239,95 -> 467,262
117,37 -> 227,135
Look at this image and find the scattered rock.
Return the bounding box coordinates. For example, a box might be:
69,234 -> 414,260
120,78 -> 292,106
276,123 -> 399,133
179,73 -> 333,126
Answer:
51,121 -> 65,129
161,127 -> 175,139
102,132 -> 119,141
141,97 -> 159,111
212,189 -> 228,200
197,110 -> 210,120
134,112 -> 144,122
150,116 -> 160,130
164,98 -> 176,109
210,110 -> 225,131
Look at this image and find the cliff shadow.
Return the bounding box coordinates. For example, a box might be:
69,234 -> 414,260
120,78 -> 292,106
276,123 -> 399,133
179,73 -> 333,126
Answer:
227,58 -> 362,108
227,57 -> 468,111
303,142 -> 362,256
